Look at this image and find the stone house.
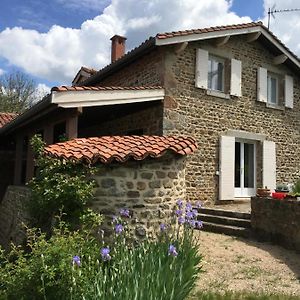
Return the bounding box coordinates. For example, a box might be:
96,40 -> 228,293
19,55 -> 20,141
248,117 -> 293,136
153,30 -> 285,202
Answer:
0,21 -> 299,204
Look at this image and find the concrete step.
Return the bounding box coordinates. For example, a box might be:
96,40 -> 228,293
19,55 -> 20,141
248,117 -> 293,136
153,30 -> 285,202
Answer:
198,207 -> 251,220
199,221 -> 252,239
198,213 -> 251,228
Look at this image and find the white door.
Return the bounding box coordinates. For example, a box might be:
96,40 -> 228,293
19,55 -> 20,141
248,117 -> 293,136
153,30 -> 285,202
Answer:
234,140 -> 256,197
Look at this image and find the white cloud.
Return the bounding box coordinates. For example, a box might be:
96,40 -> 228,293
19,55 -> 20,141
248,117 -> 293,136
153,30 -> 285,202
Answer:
32,83 -> 51,103
0,68 -> 5,76
0,0 -> 254,84
262,0 -> 300,55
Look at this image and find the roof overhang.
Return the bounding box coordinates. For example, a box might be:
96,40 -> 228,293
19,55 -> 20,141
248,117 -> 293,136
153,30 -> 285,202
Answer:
51,88 -> 165,108
155,25 -> 300,70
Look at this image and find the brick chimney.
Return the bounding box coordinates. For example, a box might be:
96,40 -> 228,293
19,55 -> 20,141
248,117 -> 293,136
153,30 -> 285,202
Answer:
110,35 -> 127,63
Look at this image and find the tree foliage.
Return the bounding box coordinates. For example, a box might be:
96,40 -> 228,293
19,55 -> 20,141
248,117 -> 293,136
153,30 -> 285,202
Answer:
0,70 -> 43,113
28,134 -> 98,233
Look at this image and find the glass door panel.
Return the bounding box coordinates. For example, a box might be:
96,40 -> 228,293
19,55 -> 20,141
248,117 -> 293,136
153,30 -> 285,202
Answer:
234,141 -> 256,197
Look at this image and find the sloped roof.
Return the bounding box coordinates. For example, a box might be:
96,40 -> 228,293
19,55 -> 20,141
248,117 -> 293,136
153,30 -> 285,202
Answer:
51,85 -> 163,92
156,22 -> 261,39
44,135 -> 197,164
0,113 -> 17,128
82,21 -> 300,86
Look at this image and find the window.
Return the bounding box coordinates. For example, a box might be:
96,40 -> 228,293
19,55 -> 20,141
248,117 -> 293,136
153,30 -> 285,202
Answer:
267,73 -> 279,105
195,49 -> 242,97
257,67 -> 294,109
208,56 -> 225,92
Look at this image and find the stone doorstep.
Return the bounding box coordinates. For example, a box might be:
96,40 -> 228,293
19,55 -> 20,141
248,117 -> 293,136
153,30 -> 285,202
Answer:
198,207 -> 251,220
198,221 -> 252,239
198,213 -> 251,228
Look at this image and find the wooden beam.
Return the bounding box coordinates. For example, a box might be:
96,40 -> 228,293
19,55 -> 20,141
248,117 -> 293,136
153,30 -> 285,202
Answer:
66,115 -> 78,140
214,36 -> 230,47
175,42 -> 188,54
246,32 -> 261,43
273,54 -> 288,65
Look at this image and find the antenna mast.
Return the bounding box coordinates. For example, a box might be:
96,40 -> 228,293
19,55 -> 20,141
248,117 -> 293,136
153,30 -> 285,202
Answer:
268,6 -> 300,29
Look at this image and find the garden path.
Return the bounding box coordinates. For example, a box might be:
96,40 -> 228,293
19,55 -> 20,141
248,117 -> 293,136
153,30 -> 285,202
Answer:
195,231 -> 300,296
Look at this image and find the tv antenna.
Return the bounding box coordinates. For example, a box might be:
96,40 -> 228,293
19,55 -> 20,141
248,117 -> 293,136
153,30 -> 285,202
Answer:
268,5 -> 300,29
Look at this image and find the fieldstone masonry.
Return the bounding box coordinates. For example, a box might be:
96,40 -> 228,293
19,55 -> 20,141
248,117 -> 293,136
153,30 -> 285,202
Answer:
251,197 -> 300,252
95,34 -> 300,204
91,153 -> 186,238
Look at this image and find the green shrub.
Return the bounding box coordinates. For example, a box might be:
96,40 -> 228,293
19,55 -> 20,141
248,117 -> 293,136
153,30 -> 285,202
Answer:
28,135 -> 96,232
0,220 -> 102,299
0,202 -> 202,300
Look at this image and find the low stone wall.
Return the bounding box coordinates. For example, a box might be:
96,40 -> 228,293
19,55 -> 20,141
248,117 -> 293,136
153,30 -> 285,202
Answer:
251,197 -> 300,252
0,186 -> 31,250
0,154 -> 187,246
91,153 -> 186,238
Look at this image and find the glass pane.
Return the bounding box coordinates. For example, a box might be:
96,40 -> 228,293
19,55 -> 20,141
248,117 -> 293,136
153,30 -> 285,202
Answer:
234,142 -> 241,188
208,58 -> 224,91
244,143 -> 254,188
267,76 -> 277,104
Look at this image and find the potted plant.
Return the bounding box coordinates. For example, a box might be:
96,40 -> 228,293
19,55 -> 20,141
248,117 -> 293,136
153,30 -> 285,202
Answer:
275,183 -> 289,193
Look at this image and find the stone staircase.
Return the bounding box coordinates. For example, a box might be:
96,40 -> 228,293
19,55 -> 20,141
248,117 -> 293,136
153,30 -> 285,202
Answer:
197,207 -> 252,238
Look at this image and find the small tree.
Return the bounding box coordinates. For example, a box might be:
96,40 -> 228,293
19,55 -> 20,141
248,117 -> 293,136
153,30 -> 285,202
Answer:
28,135 -> 98,233
0,70 -> 42,113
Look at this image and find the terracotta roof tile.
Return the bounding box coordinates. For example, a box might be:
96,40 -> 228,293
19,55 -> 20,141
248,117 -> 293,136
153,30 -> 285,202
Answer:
51,85 -> 163,92
156,22 -> 262,39
0,113 -> 17,128
45,135 -> 197,164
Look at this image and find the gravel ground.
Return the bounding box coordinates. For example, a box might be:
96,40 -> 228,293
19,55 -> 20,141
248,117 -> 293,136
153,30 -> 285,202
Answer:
194,231 -> 300,296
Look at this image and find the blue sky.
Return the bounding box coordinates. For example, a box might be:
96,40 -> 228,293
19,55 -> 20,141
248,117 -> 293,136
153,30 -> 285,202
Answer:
0,0 -> 297,90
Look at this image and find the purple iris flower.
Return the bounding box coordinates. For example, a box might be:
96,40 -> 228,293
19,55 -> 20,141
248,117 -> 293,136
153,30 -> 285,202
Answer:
101,247 -> 111,261
186,211 -> 195,219
72,255 -> 81,267
176,199 -> 183,209
115,224 -> 123,234
175,209 -> 183,216
120,208 -> 130,218
186,202 -> 192,211
160,223 -> 167,231
168,244 -> 178,257
196,220 -> 203,229
178,216 -> 185,225
112,215 -> 118,223
189,219 -> 196,228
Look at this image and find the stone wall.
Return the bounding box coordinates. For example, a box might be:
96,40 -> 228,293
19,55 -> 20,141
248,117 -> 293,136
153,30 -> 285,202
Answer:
91,153 -> 186,238
0,186 -> 31,250
98,48 -> 164,87
251,197 -> 300,252
162,36 -> 300,202
0,150 -> 15,201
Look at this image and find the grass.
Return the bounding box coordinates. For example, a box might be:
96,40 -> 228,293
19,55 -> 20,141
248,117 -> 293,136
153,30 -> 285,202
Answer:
189,291 -> 300,300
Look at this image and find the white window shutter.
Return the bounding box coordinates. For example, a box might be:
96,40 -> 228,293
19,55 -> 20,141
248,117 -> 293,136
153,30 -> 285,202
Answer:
230,59 -> 242,97
257,67 -> 267,102
262,141 -> 276,190
195,48 -> 208,89
284,75 -> 293,108
219,136 -> 235,200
